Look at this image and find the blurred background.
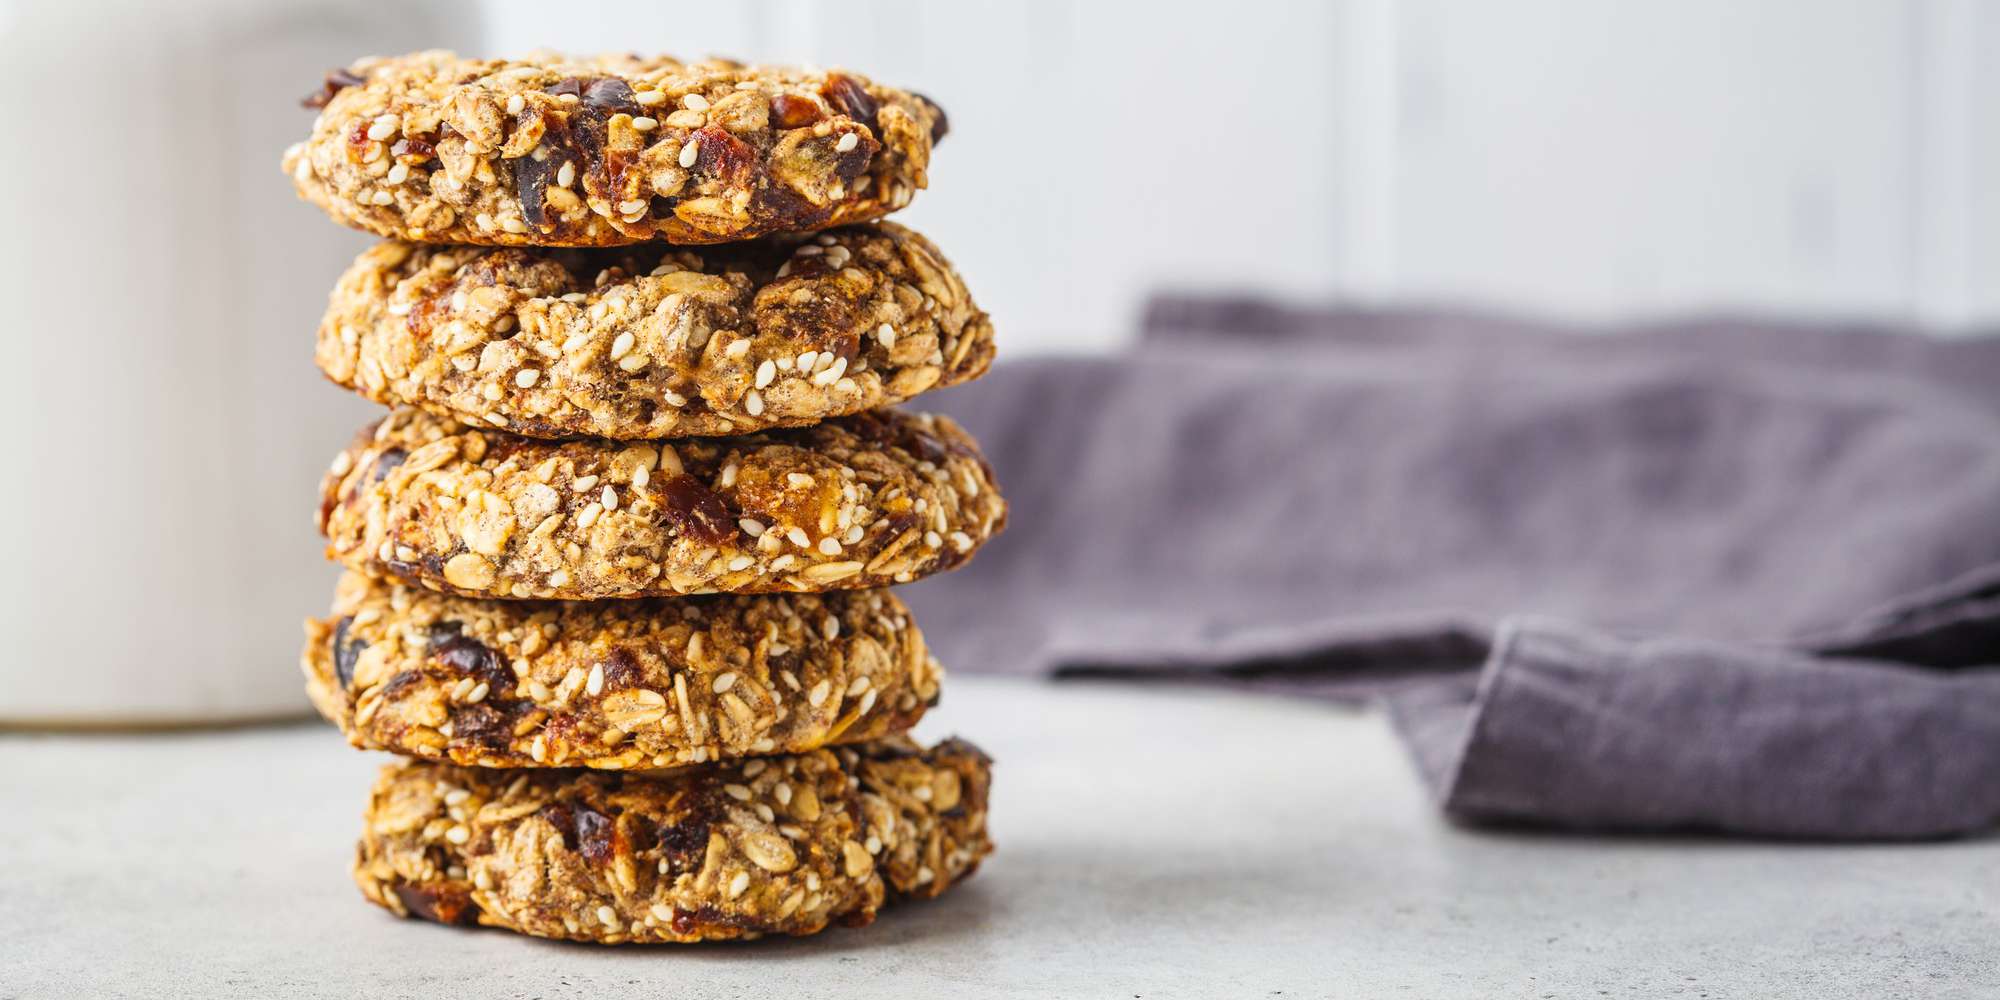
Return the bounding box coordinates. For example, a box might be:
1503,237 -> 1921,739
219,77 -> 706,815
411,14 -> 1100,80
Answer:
3,0 -> 1996,723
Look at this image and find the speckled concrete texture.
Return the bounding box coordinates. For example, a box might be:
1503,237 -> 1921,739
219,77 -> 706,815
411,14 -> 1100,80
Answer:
4,677 -> 1995,998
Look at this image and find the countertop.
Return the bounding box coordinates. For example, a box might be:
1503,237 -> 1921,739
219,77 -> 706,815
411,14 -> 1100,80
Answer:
5,677 -> 1994,998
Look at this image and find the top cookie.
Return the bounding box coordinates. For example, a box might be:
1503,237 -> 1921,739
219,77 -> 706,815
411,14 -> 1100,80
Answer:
284,50 -> 946,247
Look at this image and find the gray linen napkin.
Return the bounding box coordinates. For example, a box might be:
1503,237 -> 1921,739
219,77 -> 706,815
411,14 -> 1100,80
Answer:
904,299 -> 2000,838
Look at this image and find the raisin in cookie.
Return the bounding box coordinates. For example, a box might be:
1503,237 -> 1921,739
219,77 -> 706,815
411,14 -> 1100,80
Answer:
304,571 -> 941,769
354,737 -> 992,943
318,223 -> 990,440
319,407 -> 1004,600
285,50 -> 944,247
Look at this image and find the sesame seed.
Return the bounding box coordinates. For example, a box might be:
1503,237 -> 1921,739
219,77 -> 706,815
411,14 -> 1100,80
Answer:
720,463 -> 738,488
664,390 -> 687,407
572,475 -> 599,491
577,502 -> 603,529
807,680 -> 831,707
725,337 -> 752,359
586,663 -> 605,696
847,675 -> 872,697
924,530 -> 942,549
385,163 -> 410,185
950,531 -> 974,552
683,93 -> 710,111
711,672 -> 739,695
797,350 -> 818,371
774,783 -> 793,806
738,517 -> 766,537
835,132 -> 859,153
817,537 -> 842,556
678,139 -> 699,168
617,198 -> 647,214
728,871 -> 750,898
770,554 -> 795,571
619,352 -> 649,372
515,368 -> 540,388
727,555 -> 754,571
865,833 -> 881,854
505,93 -> 525,114
444,824 -> 470,844
631,116 -> 658,132
754,359 -> 776,388
366,114 -> 399,141
555,160 -> 575,188
857,688 -> 877,716
597,904 -> 617,925
786,472 -> 815,489
635,89 -> 665,106
744,389 -> 765,416
632,465 -> 650,488
467,681 -> 490,704
369,190 -> 394,205
609,332 -> 636,360
786,526 -> 811,548
723,783 -> 752,801
877,323 -> 897,348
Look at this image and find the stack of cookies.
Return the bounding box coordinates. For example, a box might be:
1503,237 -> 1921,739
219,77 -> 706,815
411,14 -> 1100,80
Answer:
282,50 -> 1004,944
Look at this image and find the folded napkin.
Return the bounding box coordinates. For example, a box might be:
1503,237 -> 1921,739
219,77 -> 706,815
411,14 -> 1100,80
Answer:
906,298 -> 2000,838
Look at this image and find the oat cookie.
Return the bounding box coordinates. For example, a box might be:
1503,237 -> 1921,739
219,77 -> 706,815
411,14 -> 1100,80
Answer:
318,223 -> 991,440
304,571 -> 940,769
319,407 -> 1005,600
285,50 -> 944,247
354,737 -> 992,943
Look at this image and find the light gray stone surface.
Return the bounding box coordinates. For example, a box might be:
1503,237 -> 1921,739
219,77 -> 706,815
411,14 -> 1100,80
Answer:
4,677 -> 1995,999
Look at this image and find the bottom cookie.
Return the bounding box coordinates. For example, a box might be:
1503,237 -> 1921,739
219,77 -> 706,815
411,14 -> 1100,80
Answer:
354,736 -> 992,943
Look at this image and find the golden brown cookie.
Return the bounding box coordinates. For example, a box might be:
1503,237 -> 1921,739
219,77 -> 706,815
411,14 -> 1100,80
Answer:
317,223 -> 991,440
303,571 -> 941,769
354,737 -> 992,943
285,50 -> 944,246
318,407 -> 1005,600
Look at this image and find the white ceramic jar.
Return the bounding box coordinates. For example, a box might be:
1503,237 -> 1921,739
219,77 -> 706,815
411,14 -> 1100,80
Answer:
0,0 -> 478,724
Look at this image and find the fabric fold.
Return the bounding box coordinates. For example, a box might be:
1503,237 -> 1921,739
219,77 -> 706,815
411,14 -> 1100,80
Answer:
1392,619 -> 2000,838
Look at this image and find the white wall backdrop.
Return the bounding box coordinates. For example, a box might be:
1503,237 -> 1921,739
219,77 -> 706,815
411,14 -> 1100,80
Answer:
482,0 -> 2000,351
5,0 -> 1989,723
